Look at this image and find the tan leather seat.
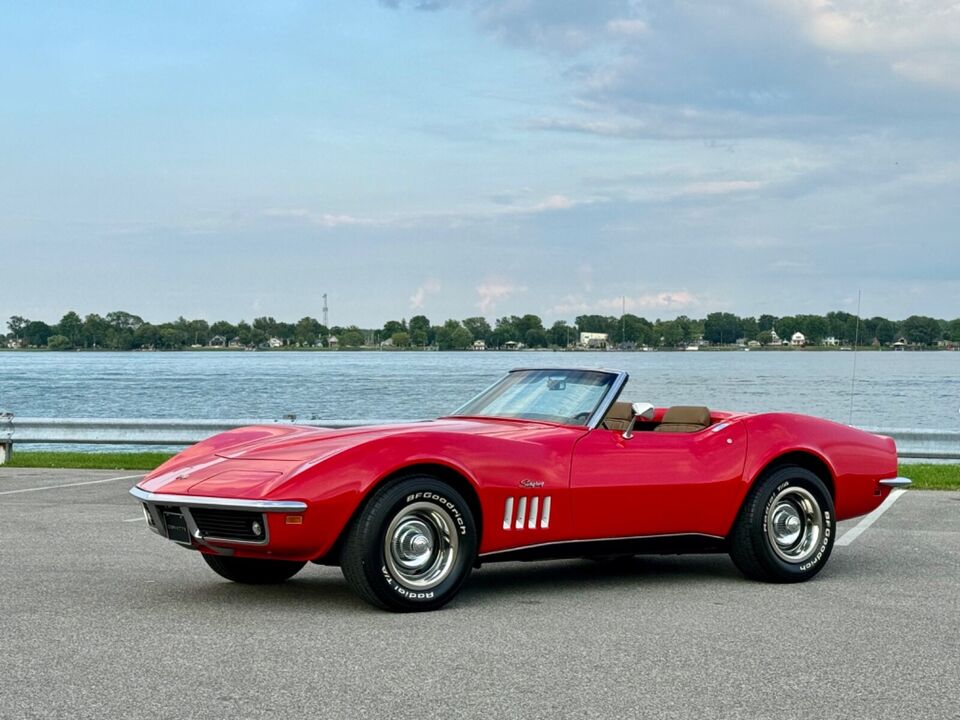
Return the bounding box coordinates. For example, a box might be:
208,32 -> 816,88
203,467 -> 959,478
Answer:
601,401 -> 634,431
654,406 -> 711,433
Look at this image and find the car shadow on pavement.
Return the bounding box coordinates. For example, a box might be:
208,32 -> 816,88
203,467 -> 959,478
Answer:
459,554 -> 743,602
138,568 -> 372,612
132,554 -> 745,614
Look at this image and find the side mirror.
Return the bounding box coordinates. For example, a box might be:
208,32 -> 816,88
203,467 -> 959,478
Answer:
622,402 -> 655,440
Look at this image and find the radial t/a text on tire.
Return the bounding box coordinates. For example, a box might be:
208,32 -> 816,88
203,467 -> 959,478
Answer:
729,465 -> 836,583
340,476 -> 477,612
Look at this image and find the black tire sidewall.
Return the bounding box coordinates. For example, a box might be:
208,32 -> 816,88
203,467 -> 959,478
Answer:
358,478 -> 477,611
754,467 -> 835,580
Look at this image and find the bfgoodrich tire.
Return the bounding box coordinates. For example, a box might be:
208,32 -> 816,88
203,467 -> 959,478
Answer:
729,465 -> 835,583
202,554 -> 306,584
340,476 -> 477,612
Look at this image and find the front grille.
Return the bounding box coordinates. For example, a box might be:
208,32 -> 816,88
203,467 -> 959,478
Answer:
190,508 -> 266,542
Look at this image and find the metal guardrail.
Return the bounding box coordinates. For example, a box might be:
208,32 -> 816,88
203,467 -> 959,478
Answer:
0,412 -> 957,462
0,414 -> 414,463
859,428 -> 960,461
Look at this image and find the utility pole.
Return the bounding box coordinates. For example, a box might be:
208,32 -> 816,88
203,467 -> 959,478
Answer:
322,293 -> 329,329
621,295 -> 626,347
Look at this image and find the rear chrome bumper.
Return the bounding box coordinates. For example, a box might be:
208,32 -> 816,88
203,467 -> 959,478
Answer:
879,477 -> 912,488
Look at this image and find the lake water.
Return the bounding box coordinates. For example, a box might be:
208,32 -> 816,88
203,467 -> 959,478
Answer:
1,350 -> 958,430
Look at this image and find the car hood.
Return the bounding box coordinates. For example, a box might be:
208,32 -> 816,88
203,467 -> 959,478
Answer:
138,416 -> 574,497
214,417 -> 561,461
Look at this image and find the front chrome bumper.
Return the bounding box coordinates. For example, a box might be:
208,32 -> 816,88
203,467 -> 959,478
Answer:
879,477 -> 912,488
129,486 -> 307,512
130,486 -> 307,553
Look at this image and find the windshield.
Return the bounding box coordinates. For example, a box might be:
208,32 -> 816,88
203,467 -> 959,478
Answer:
451,369 -> 618,426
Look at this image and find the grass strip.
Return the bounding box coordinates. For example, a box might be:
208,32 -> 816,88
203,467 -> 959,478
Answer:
2,453 -> 959,489
3,451 -> 175,471
896,464 -> 960,491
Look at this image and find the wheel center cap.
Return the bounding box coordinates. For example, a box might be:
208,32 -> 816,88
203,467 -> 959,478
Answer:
785,515 -> 801,533
409,534 -> 431,555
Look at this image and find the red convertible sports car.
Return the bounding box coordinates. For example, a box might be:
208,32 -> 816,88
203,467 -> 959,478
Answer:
131,368 -> 909,611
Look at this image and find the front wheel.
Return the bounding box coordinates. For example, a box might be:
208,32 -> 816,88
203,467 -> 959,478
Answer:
729,465 -> 835,582
340,476 -> 477,612
202,554 -> 306,584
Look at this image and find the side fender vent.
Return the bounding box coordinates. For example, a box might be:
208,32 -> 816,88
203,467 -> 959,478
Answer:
502,496 -> 551,530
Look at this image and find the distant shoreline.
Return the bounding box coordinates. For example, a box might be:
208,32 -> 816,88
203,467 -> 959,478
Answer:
1,345 -> 956,354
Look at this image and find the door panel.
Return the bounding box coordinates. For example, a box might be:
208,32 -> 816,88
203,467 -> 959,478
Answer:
570,421 -> 747,539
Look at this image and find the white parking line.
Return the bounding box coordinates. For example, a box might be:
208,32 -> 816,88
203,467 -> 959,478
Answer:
836,489 -> 908,547
0,474 -> 144,496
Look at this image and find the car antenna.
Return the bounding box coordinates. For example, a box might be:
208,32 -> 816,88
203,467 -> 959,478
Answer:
848,289 -> 862,425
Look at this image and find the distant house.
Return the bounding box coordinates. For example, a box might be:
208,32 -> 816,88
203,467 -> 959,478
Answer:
769,329 -> 782,345
579,332 -> 608,349
822,336 -> 839,346
380,337 -> 394,348
6,338 -> 23,349
502,340 -> 523,350
208,335 -> 226,347
747,340 -> 761,348
267,337 -> 284,349
227,336 -> 242,348
327,335 -> 339,348
790,332 -> 806,347
892,338 -> 907,351
472,340 -> 486,351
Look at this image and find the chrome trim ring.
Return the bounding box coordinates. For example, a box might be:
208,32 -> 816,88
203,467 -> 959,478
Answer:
130,486 -> 306,512
765,486 -> 824,564
383,501 -> 459,591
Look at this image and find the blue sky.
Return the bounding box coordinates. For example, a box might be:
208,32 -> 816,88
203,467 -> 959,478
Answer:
2,0 -> 959,326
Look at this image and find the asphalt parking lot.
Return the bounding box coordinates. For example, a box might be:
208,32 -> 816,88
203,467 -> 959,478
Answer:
0,469 -> 957,720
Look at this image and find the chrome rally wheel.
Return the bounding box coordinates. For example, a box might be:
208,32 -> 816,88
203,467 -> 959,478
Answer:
384,502 -> 460,591
765,486 -> 825,564
730,465 -> 835,583
341,476 -> 476,612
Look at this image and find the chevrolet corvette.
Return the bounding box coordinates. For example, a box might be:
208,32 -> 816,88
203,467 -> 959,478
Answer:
131,368 -> 909,611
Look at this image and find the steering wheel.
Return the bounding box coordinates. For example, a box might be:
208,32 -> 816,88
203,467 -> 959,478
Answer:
572,411 -> 592,425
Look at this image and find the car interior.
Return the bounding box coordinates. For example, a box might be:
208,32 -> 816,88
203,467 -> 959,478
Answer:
600,402 -> 713,433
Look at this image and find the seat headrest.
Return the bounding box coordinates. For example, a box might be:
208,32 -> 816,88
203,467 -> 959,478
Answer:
655,405 -> 711,433
605,402 -> 634,422
661,406 -> 711,426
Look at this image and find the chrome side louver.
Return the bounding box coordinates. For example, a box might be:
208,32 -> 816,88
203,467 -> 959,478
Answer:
502,495 -> 551,530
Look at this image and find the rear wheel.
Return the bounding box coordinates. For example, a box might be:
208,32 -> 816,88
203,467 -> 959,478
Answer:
341,476 -> 477,612
729,465 -> 835,582
202,554 -> 306,584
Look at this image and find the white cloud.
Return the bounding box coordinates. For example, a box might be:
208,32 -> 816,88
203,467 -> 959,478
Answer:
892,55 -> 960,91
546,291 -> 699,317
681,180 -> 762,196
260,209 -> 374,227
409,279 -> 441,310
607,18 -> 648,37
787,0 -> 960,91
476,279 -> 527,314
528,194 -> 575,211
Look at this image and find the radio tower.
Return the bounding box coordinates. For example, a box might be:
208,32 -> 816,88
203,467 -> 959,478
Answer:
322,294 -> 329,328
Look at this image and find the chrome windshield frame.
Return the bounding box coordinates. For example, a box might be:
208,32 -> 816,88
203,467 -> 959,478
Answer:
584,370 -> 628,429
449,368 -> 628,430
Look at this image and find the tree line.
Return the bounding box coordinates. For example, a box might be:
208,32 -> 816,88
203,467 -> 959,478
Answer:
5,309 -> 960,351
